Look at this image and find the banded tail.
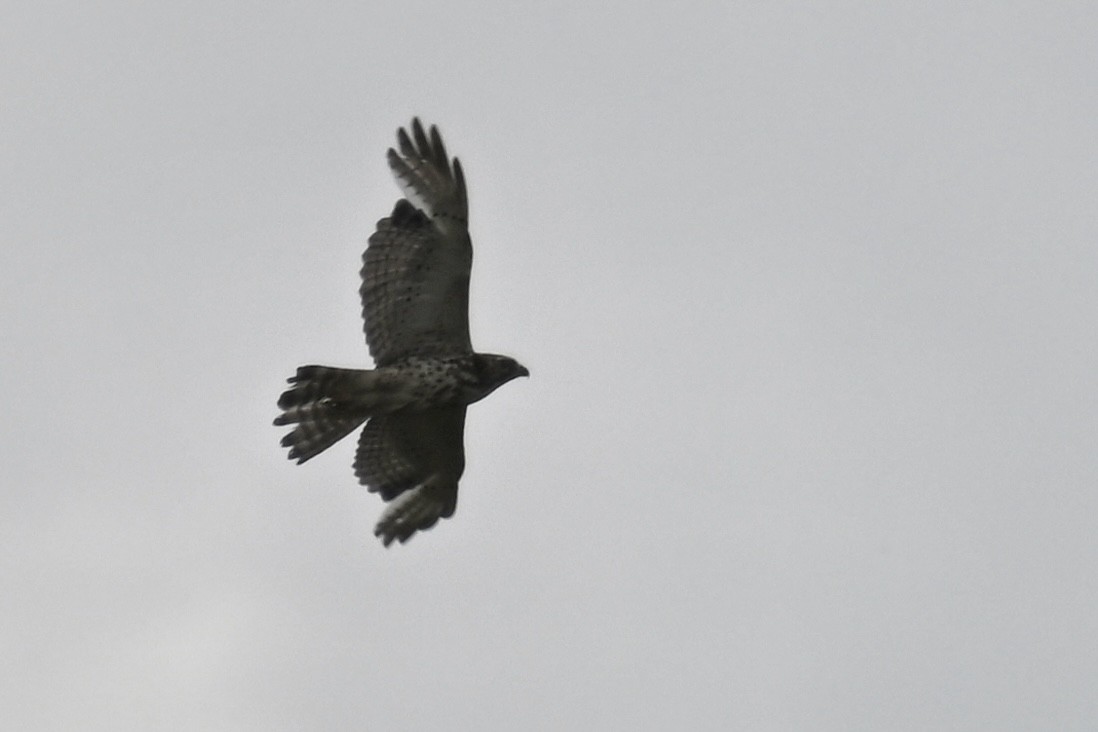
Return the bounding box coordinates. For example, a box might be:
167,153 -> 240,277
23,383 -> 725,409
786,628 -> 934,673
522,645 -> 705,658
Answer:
274,366 -> 373,463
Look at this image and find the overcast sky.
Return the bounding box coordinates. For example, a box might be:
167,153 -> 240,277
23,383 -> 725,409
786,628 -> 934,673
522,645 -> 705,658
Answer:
3,2 -> 1097,730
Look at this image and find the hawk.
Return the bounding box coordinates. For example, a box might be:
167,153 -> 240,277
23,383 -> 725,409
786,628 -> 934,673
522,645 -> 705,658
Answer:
275,119 -> 528,547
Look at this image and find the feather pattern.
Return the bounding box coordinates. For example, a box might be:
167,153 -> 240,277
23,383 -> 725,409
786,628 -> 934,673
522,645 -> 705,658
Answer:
276,120 -> 526,547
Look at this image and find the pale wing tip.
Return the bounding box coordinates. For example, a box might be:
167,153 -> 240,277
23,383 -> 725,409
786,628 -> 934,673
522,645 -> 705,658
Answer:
373,482 -> 454,547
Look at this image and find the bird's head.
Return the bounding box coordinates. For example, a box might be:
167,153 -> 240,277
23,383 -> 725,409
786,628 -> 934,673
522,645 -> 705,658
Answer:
472,353 -> 529,398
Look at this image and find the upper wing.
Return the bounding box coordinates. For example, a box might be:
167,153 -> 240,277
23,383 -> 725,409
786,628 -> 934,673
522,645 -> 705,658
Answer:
360,119 -> 473,366
353,407 -> 467,546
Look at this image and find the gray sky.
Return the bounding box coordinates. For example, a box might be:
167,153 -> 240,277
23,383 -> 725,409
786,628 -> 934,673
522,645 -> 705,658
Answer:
3,2 -> 1097,730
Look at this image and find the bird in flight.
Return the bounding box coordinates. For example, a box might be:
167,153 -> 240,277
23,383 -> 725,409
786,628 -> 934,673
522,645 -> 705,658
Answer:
275,119 -> 528,547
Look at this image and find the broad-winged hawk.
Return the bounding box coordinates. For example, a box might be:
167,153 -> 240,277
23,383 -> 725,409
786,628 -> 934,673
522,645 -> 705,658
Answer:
275,119 -> 528,547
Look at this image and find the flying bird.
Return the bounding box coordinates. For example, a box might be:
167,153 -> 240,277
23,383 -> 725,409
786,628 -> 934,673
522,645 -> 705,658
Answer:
275,119 -> 528,547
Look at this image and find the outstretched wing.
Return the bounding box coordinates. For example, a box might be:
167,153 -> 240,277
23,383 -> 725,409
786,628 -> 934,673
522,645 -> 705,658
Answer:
361,119 -> 473,366
353,407 -> 467,547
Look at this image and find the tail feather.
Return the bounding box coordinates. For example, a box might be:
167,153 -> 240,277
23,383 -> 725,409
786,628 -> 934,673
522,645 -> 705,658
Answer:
279,414 -> 363,464
277,365 -> 367,410
275,365 -> 373,463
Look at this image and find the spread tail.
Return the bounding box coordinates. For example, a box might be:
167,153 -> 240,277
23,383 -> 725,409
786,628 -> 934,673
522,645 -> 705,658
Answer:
274,365 -> 373,463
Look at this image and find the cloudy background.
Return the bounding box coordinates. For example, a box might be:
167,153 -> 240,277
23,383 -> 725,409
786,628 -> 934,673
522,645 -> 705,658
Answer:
3,3 -> 1097,729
